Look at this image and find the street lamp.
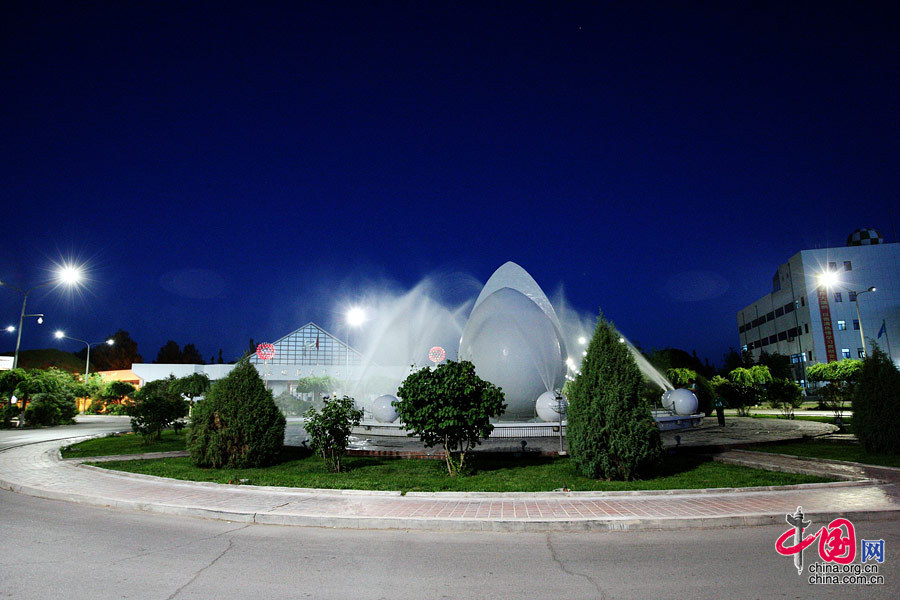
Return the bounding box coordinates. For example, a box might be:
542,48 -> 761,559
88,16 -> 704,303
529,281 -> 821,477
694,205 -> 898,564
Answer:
853,287 -> 877,358
1,265 -> 83,369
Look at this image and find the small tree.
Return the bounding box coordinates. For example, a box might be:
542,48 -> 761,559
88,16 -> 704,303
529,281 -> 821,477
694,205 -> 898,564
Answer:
128,377 -> 189,442
767,379 -> 803,419
726,365 -> 772,416
852,347 -> 900,454
102,380 -> 137,405
304,396 -> 363,472
807,359 -> 862,423
188,360 -> 285,468
395,360 -> 505,476
170,373 -> 210,414
567,314 -> 663,481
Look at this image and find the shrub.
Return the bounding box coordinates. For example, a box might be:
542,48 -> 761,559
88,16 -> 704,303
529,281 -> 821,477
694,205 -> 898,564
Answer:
106,402 -> 130,415
304,396 -> 363,472
188,360 -> 286,468
24,391 -> 77,426
395,360 -> 506,476
128,377 -> 189,442
567,313 -> 662,480
852,347 -> 900,454
766,379 -> 803,419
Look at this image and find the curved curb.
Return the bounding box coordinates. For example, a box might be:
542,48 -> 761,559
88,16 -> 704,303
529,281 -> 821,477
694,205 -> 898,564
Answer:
2,436 -> 899,533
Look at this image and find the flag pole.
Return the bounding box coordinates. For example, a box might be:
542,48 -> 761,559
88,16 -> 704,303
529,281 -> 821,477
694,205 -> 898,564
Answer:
883,320 -> 893,362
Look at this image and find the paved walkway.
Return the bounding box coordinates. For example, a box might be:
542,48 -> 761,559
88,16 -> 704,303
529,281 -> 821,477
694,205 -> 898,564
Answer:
1,437 -> 898,532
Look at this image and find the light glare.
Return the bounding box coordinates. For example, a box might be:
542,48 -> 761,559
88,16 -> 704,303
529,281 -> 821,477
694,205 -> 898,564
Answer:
817,270 -> 840,288
54,330 -> 65,339
346,307 -> 366,327
57,264 -> 83,286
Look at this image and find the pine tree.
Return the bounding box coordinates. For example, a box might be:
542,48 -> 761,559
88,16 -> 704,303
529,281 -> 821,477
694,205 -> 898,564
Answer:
188,360 -> 285,468
567,313 -> 663,480
852,346 -> 900,454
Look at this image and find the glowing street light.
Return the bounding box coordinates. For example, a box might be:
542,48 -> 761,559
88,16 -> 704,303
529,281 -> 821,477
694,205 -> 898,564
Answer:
54,331 -> 114,407
854,287 -> 877,358
1,264 -> 83,369
816,270 -> 840,289
346,307 -> 366,327
578,336 -> 587,345
345,306 -> 366,373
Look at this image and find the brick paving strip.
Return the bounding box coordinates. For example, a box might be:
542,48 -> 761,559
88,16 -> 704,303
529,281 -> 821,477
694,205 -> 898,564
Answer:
1,438 -> 898,532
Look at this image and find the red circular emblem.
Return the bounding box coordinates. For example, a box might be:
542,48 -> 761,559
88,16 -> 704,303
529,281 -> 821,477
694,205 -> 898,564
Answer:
428,346 -> 446,364
256,343 -> 276,361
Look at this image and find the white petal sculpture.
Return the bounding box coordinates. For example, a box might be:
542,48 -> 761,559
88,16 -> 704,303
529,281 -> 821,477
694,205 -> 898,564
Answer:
460,263 -> 566,421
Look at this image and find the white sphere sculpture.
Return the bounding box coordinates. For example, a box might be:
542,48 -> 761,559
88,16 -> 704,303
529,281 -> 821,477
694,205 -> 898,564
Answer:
661,389 -> 674,411
372,394 -> 399,423
535,391 -> 566,422
669,388 -> 699,416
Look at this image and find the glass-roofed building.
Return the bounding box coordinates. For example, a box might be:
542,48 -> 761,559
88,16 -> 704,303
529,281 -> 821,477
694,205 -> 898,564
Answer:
131,322 -> 363,400
248,322 -> 362,396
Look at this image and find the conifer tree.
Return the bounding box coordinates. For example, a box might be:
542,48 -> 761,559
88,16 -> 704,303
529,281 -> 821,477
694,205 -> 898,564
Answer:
853,346 -> 900,454
188,360 -> 285,468
567,313 -> 662,480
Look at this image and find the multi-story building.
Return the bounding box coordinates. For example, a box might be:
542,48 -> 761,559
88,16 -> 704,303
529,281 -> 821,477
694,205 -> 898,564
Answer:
737,228 -> 899,387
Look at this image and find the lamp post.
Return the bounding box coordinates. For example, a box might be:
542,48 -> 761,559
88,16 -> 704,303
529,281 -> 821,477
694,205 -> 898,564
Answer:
1,265 -> 83,369
853,287 -> 877,358
54,331 -> 114,412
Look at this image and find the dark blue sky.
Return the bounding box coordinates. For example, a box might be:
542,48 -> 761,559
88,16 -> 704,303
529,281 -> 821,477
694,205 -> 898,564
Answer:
2,2 -> 897,366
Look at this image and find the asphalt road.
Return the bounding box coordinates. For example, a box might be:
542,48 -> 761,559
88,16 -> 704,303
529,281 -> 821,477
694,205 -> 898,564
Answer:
0,415 -> 131,451
1,487 -> 897,600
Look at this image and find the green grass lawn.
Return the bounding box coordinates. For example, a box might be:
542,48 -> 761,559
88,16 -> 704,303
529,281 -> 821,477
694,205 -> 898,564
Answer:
733,413 -> 853,433
86,448 -> 830,493
750,439 -> 900,469
61,430 -> 187,458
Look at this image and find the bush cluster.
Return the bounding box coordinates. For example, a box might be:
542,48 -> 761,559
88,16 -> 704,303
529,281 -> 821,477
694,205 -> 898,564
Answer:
188,361 -> 285,468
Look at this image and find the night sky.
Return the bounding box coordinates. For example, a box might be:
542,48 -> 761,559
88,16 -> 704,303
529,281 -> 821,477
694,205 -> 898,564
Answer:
2,2 -> 897,367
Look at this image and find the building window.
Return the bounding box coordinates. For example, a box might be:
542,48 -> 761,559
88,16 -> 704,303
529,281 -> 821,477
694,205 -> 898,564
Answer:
828,261 -> 837,270
841,348 -> 851,359
804,323 -> 809,334
800,296 -> 805,307
766,311 -> 775,322
807,351 -> 814,361
844,261 -> 852,271
837,320 -> 847,330
858,348 -> 865,358
833,292 -> 842,302
742,344 -> 748,352
853,319 -> 860,330
849,291 -> 857,301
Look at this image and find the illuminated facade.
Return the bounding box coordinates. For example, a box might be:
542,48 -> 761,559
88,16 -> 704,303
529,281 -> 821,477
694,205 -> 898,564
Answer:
737,232 -> 900,385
